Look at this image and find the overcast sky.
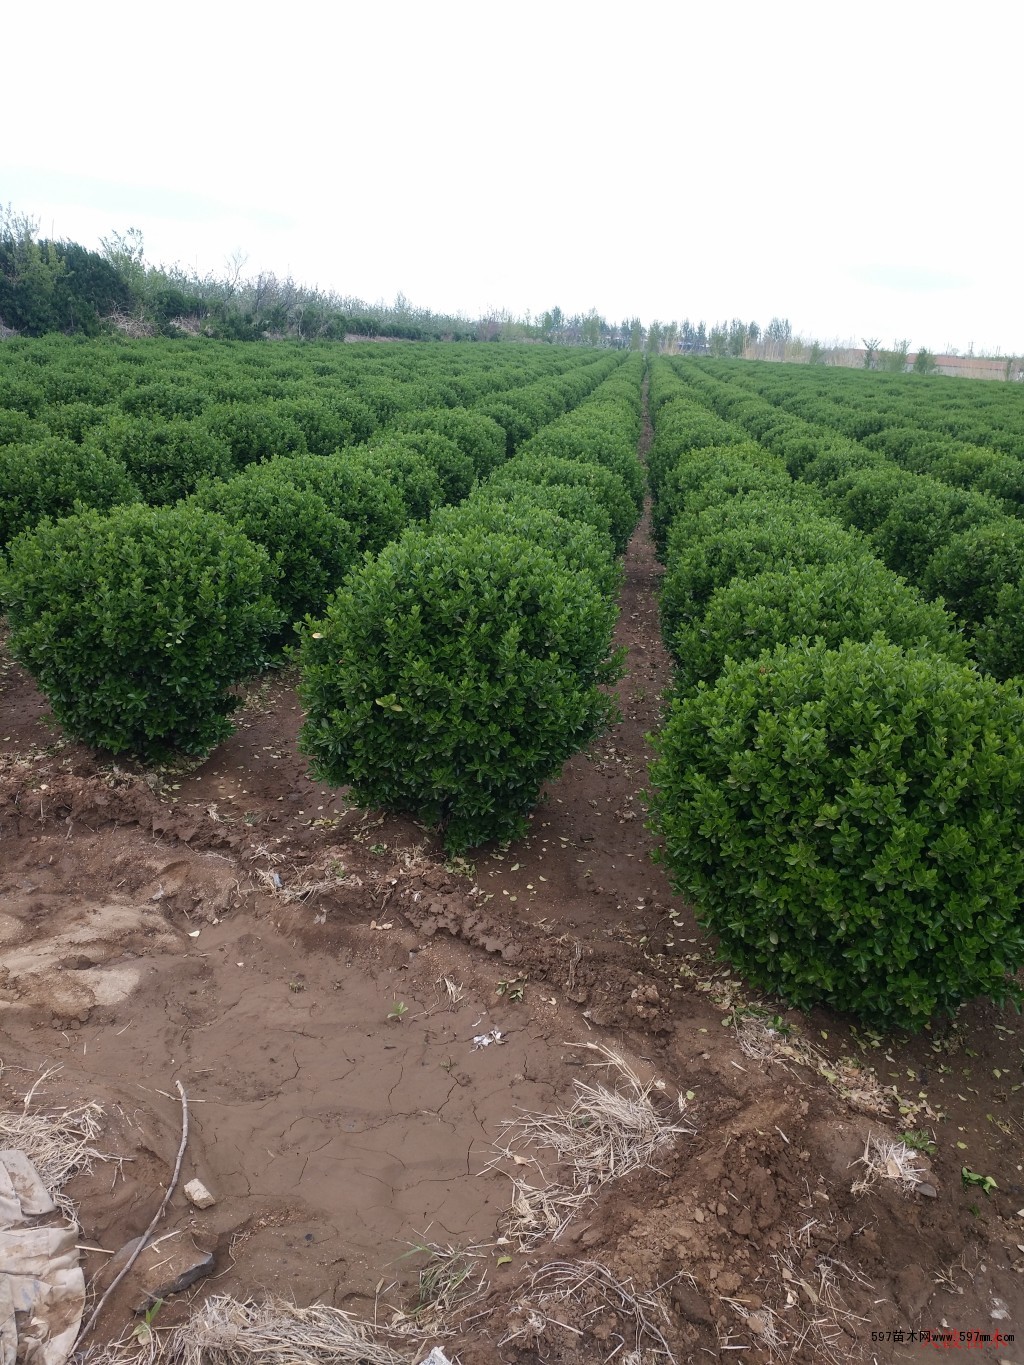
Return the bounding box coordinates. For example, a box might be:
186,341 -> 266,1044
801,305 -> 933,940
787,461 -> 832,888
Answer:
4,0 -> 1021,354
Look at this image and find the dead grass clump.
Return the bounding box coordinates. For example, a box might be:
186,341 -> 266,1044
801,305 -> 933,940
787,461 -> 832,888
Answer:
498,1259 -> 679,1364
253,856 -> 363,904
0,1064 -> 111,1216
87,1296 -> 438,1365
400,1241 -> 488,1325
720,1218 -> 872,1364
731,1010 -> 894,1117
104,310 -> 156,338
850,1132 -> 928,1195
490,1044 -> 693,1249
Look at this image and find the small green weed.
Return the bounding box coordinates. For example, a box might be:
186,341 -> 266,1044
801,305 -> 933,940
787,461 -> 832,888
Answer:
901,1129 -> 937,1156
961,1167 -> 997,1195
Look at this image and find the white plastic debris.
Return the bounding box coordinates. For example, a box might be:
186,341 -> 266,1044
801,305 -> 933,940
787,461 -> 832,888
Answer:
471,1030 -> 505,1050
421,1349 -> 454,1365
0,1149 -> 84,1365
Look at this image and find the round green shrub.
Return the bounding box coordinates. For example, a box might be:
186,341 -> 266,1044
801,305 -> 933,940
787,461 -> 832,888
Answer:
39,401 -> 109,445
430,499 -> 622,598
486,454 -> 637,555
0,503 -> 281,759
475,399 -> 535,456
372,431 -> 475,504
972,581 -> 1024,681
276,395 -> 376,453
0,409 -> 44,446
922,521 -> 1024,626
652,449 -> 795,560
392,407 -> 506,479
0,438 -> 141,546
649,637 -> 1024,1028
270,452 -> 408,554
521,420 -> 644,516
465,481 -> 616,556
88,413 -> 234,504
298,523 -> 623,851
348,443 -> 446,521
660,503 -> 868,651
189,465 -> 359,634
827,466 -> 1003,580
200,401 -> 308,468
671,559 -> 969,682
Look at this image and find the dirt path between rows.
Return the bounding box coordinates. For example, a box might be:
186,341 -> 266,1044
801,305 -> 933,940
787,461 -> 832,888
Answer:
1,391 -> 1022,1361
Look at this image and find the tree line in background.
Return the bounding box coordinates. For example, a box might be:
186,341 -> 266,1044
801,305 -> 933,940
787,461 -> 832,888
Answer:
0,204 -> 805,355
2,204 -> 1016,373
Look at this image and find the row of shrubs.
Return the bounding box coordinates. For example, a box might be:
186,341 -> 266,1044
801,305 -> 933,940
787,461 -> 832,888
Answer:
700,355 -> 1024,516
296,356 -> 645,852
645,359 -> 1024,1030
0,351 -> 630,769
670,361 -> 1024,680
707,357 -> 1024,458
0,341 -> 621,544
0,334 -> 600,422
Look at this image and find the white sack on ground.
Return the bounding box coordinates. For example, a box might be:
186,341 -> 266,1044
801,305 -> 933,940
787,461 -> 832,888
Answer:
0,1149 -> 84,1365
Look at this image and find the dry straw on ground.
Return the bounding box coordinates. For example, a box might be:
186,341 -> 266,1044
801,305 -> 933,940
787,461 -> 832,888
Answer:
488,1043 -> 693,1249
0,1063 -> 111,1217
497,1259 -> 680,1364
82,1297 -> 440,1365
719,1217 -> 872,1365
850,1132 -> 929,1195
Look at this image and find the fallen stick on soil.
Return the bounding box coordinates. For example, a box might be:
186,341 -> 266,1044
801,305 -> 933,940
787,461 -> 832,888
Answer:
75,1079 -> 190,1349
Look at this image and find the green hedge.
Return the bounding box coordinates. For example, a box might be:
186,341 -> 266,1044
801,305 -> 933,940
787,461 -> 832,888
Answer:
392,406 -> 506,480
649,636 -> 1024,1028
660,502 -> 868,653
87,413 -> 234,504
298,522 -> 622,851
189,465 -> 359,635
0,503 -> 280,758
0,438 -> 141,546
270,452 -> 408,554
486,453 -> 638,555
670,559 -> 969,687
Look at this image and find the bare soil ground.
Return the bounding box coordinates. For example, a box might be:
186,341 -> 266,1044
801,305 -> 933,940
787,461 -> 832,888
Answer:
1,417 -> 1023,1362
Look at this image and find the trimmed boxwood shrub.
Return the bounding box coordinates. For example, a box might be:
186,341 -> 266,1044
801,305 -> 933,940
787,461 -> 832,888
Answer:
39,402 -> 110,444
189,466 -> 359,634
371,431 -> 475,504
348,443 -> 446,522
200,401 -> 308,468
0,409 -> 44,446
464,482 -> 616,557
0,503 -> 281,759
652,449 -> 794,560
270,452 -> 408,554
826,466 -> 1003,580
298,523 -> 623,852
0,438 -> 141,546
87,413 -> 235,504
648,636 -> 1024,1028
670,559 -> 969,684
521,422 -> 644,517
276,395 -> 376,453
475,399 -> 534,456
922,521 -> 1024,626
486,454 -> 637,555
392,407 -> 506,480
431,499 -> 622,598
660,504 -> 868,651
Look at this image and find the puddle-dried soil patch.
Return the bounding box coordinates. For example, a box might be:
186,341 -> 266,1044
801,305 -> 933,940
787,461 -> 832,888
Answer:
1,426 -> 1023,1359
